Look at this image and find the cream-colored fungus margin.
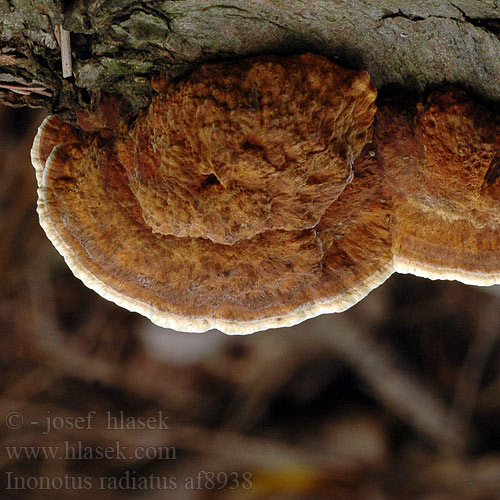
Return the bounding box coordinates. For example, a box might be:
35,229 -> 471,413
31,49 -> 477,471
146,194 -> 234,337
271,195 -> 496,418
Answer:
394,257 -> 500,287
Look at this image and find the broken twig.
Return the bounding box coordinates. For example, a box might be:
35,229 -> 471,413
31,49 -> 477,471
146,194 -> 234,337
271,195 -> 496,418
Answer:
0,83 -> 51,97
55,25 -> 73,78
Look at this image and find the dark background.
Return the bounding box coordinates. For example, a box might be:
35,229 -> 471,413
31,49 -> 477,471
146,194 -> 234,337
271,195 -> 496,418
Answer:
1,104 -> 500,499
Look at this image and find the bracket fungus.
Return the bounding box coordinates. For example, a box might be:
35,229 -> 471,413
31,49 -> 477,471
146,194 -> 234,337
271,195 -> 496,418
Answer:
377,88 -> 500,284
32,53 -> 500,334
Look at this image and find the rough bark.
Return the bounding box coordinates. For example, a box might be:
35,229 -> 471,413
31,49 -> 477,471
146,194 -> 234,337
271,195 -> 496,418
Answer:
0,0 -> 499,117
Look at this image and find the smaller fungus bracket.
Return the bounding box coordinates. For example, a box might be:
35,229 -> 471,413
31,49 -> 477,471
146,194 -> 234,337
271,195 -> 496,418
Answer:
379,89 -> 500,284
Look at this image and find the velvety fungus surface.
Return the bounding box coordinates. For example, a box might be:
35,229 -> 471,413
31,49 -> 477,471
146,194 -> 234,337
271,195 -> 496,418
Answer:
32,54 -> 500,333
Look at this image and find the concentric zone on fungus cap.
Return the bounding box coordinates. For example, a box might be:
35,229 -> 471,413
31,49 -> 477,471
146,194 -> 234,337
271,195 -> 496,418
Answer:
32,53 -> 500,334
32,53 -> 392,334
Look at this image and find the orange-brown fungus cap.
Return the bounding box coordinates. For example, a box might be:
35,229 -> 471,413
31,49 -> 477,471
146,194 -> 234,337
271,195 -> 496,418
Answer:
32,53 -> 386,333
31,53 -> 500,332
117,54 -> 376,245
379,88 -> 500,284
31,115 -> 80,185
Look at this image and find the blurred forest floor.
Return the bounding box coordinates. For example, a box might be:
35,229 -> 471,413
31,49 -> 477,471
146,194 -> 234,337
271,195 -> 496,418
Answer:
1,104 -> 500,499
